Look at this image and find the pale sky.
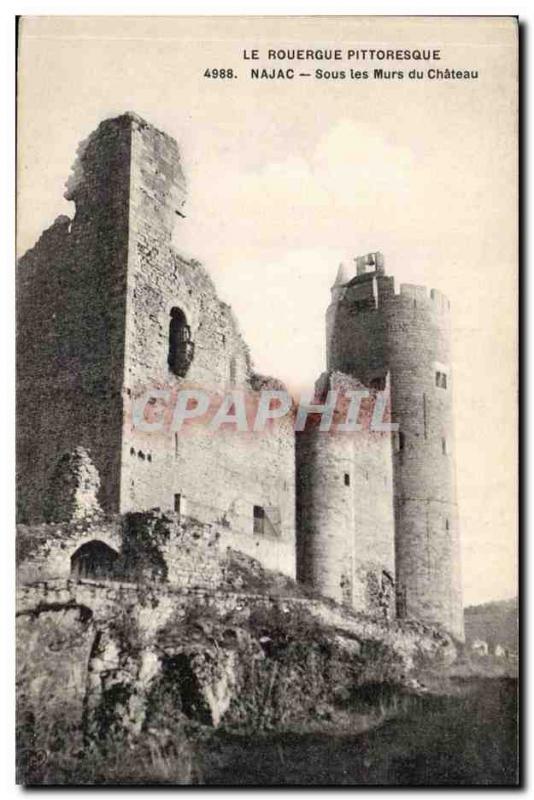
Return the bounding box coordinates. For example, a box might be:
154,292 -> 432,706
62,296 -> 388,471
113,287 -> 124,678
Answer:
17,16 -> 518,605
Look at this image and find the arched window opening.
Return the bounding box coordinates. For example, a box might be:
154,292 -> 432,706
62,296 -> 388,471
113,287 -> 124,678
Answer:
70,540 -> 120,581
168,307 -> 195,377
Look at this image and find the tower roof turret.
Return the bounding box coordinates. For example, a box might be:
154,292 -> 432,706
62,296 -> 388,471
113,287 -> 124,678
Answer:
333,262 -> 352,287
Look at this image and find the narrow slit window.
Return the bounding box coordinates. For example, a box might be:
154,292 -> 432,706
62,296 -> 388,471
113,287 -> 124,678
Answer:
396,584 -> 407,619
253,505 -> 265,535
174,493 -> 181,514
229,357 -> 237,384
435,371 -> 448,389
344,473 -> 350,486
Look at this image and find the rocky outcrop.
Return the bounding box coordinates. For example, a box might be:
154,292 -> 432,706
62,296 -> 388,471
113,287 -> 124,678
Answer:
16,559 -> 456,784
16,601 -> 95,783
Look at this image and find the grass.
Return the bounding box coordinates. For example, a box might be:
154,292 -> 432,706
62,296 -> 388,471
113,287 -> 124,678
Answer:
199,676 -> 518,786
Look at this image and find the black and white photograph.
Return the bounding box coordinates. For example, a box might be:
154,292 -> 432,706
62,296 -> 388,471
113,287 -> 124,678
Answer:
13,13 -> 518,787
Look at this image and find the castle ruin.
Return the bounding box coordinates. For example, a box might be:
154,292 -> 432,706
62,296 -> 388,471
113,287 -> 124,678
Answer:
16,113 -> 464,640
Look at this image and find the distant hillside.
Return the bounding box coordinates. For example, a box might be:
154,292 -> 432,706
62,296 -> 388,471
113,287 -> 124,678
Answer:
464,598 -> 518,653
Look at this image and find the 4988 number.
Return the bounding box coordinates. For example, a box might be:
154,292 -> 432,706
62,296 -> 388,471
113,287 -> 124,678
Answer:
204,68 -> 235,79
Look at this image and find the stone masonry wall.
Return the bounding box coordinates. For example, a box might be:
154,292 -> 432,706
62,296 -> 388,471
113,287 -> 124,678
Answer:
119,115 -> 296,577
383,289 -> 462,639
296,372 -> 395,618
17,517 -> 122,585
17,511 -> 225,590
17,116 -> 134,522
16,578 -> 455,673
17,113 -> 296,580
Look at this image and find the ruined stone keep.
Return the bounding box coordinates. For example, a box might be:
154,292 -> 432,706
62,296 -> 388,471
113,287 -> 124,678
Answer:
16,113 -> 463,640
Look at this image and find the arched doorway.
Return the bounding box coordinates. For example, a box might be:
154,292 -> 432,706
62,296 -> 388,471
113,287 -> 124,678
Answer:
70,540 -> 120,581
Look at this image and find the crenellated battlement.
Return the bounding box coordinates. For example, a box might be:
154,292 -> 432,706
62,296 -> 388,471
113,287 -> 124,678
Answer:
388,283 -> 451,316
331,253 -> 451,317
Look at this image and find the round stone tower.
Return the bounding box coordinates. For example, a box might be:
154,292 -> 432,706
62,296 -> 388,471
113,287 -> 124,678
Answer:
296,371 -> 396,618
296,420 -> 355,606
326,252 -> 463,640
